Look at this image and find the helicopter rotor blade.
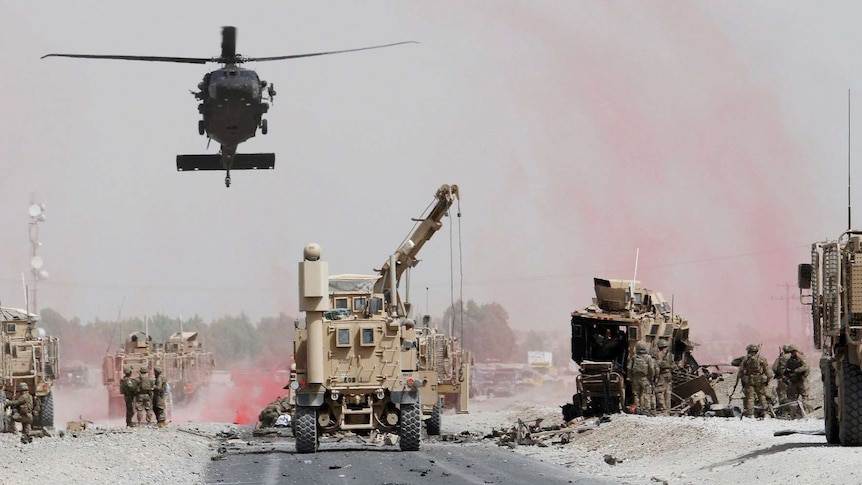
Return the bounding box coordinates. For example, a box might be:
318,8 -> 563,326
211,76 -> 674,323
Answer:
41,53 -> 211,64
243,41 -> 418,62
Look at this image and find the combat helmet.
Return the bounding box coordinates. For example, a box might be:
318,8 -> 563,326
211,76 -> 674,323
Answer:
787,344 -> 799,352
154,366 -> 163,374
781,345 -> 791,353
657,338 -> 669,348
17,382 -> 29,391
123,366 -> 132,375
636,340 -> 649,351
746,343 -> 759,353
139,365 -> 149,374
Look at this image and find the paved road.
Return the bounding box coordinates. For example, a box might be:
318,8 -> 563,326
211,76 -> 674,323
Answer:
204,434 -> 617,484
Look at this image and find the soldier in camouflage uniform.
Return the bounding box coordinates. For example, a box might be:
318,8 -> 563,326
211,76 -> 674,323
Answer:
651,339 -> 675,413
738,343 -> 771,417
134,365 -> 155,426
628,341 -> 657,415
258,396 -> 291,428
120,366 -> 138,427
7,382 -> 34,444
783,344 -> 810,416
152,366 -> 168,428
771,345 -> 791,416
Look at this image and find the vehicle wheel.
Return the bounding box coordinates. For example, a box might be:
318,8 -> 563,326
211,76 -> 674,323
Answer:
39,392 -> 54,429
198,120 -> 205,136
294,405 -> 318,453
824,358 -> 840,444
425,399 -> 442,436
260,119 -> 268,135
399,403 -> 421,451
839,357 -> 862,446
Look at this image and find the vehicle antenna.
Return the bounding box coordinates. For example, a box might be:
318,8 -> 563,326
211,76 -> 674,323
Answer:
849,88 -> 852,230
104,297 -> 125,355
630,248 -> 640,308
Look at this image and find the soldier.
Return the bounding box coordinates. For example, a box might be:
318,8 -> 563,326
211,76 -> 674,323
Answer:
784,344 -> 810,416
6,382 -> 34,443
771,345 -> 791,407
258,396 -> 291,428
134,365 -> 155,426
628,341 -> 657,415
738,343 -> 771,417
651,338 -> 675,413
120,366 -> 138,427
152,366 -> 168,428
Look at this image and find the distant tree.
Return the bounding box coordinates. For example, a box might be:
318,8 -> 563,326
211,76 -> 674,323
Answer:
443,300 -> 516,363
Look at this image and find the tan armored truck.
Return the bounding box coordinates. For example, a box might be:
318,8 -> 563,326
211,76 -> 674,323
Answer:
103,330 -> 214,418
799,232 -> 862,445
565,278 -> 716,419
290,184 -> 460,453
0,306 -> 59,431
416,316 -> 471,419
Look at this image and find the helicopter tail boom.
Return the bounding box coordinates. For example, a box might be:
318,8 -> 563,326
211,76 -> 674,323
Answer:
176,153 -> 275,171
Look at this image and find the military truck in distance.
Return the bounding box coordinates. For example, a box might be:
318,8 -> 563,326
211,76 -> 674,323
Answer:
103,330 -> 215,418
0,306 -> 59,431
290,184 -> 460,453
416,319 -> 472,418
799,232 -> 862,445
565,278 -> 716,419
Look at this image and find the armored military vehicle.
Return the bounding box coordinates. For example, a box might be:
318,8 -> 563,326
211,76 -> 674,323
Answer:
103,330 -> 214,418
290,184 -> 460,453
0,306 -> 59,431
799,232 -> 862,445
565,278 -> 716,419
416,317 -> 472,419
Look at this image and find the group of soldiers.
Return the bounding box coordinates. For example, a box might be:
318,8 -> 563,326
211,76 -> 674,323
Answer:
734,343 -> 810,418
627,338 -> 676,415
120,365 -> 168,427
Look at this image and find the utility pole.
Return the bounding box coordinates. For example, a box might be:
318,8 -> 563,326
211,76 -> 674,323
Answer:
771,283 -> 798,340
27,195 -> 48,315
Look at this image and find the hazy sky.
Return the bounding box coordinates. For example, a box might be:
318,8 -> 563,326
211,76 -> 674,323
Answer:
1,2 -> 859,350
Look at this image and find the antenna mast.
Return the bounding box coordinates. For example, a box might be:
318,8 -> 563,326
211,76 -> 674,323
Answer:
850,88 -> 852,230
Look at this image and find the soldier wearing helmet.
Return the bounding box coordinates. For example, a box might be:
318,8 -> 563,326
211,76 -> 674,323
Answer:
134,365 -> 155,426
6,382 -> 34,443
783,344 -> 810,417
628,341 -> 657,415
651,338 -> 675,413
771,345 -> 792,409
120,365 -> 138,427
152,366 -> 168,428
738,343 -> 771,417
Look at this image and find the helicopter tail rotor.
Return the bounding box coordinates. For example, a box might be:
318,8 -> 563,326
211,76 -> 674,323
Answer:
221,26 -> 237,62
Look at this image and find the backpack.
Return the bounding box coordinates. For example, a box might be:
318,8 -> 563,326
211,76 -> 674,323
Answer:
631,354 -> 649,377
138,376 -> 154,392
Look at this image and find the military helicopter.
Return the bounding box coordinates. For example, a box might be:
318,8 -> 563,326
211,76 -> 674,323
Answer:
42,26 -> 415,187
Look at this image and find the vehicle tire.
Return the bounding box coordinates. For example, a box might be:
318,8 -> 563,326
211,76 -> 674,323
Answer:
839,357 -> 862,446
261,119 -> 268,135
39,392 -> 54,429
399,403 -> 421,451
294,405 -> 318,453
425,399 -> 442,436
824,358 -> 840,444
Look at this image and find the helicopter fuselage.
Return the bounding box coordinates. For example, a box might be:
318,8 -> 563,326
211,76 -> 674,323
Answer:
198,66 -> 268,149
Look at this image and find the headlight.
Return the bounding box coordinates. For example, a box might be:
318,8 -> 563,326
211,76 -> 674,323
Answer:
289,380 -> 300,390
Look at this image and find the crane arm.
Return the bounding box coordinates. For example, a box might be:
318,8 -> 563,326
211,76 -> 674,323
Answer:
375,184 -> 459,293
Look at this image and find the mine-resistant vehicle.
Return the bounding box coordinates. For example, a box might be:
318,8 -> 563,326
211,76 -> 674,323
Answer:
416,317 -> 472,419
799,232 -> 862,445
565,278 -> 716,419
290,184 -> 460,453
0,306 -> 59,431
103,330 -> 214,418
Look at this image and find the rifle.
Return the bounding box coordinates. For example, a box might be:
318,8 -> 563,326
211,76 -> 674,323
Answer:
729,370 -> 740,401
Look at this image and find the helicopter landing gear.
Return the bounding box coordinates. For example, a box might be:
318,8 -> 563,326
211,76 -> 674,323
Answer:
225,171 -> 231,187
198,120 -> 205,136
260,119 -> 268,135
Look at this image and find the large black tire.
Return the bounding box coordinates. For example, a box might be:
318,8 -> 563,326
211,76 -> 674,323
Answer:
39,392 -> 54,429
294,406 -> 318,454
425,399 -> 442,436
399,403 -> 421,451
839,358 -> 862,446
824,359 -> 840,444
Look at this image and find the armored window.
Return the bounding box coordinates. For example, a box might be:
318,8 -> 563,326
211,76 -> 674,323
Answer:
572,325 -> 582,338
663,327 -> 674,337
369,297 -> 383,314
336,328 -> 351,347
627,326 -> 639,341
335,298 -> 349,309
649,324 -> 660,336
354,297 -> 367,312
360,327 -> 375,346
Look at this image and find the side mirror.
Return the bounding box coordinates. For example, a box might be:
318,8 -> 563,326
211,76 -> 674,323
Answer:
798,263 -> 813,290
